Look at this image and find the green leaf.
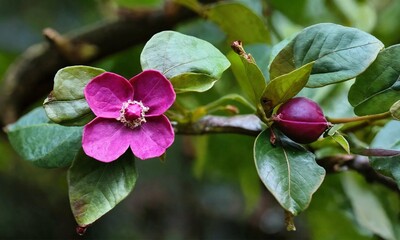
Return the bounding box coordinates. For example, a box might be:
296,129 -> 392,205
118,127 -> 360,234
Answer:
261,62 -> 314,116
140,31 -> 230,93
254,129 -> 326,215
348,45 -> 400,116
204,2 -> 271,44
370,120 -> 400,186
68,150 -> 137,226
227,48 -> 267,107
390,100 -> 400,120
270,23 -> 384,87
342,172 -> 396,240
330,133 -> 350,154
6,107 -> 82,168
43,65 -> 105,125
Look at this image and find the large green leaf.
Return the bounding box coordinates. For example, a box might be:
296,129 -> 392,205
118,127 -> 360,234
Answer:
43,65 -> 105,125
348,45 -> 400,115
342,172 -> 396,240
261,62 -> 314,116
6,107 -> 82,168
269,23 -> 384,87
370,120 -> 400,187
68,150 -> 137,227
254,129 -> 326,215
204,2 -> 271,44
140,31 -> 230,93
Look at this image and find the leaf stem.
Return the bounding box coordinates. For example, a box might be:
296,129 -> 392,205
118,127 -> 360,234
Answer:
327,112 -> 391,124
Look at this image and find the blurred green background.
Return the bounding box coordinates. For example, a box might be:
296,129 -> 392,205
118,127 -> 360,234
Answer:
1,0 -> 400,239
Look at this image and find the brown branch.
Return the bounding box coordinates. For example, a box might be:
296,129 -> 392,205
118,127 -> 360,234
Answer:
318,155 -> 400,194
0,2 -> 196,126
174,114 -> 264,136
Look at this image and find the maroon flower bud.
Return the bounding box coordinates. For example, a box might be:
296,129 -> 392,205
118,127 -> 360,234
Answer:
273,97 -> 330,144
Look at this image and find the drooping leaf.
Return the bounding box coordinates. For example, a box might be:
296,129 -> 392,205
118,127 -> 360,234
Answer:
204,2 -> 271,44
261,62 -> 314,116
370,120 -> 400,186
342,172 -> 396,240
254,129 -> 326,215
330,133 -> 350,154
348,45 -> 400,115
270,23 -> 384,87
390,100 -> 400,120
228,44 -> 267,107
43,65 -> 105,125
68,150 -> 137,227
6,107 -> 82,168
140,31 -> 230,93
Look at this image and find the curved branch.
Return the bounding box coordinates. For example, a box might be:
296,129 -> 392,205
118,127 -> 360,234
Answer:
0,3 -> 196,126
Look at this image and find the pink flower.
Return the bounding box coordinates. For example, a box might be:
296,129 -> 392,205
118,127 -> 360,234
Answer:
82,70 -> 176,162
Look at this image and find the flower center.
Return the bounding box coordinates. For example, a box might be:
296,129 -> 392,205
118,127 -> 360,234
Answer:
117,100 -> 149,129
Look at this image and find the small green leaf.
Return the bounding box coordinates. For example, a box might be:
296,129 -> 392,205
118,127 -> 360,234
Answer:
43,65 -> 105,125
6,107 -> 82,168
228,46 -> 267,107
68,150 -> 137,226
370,120 -> 400,186
140,31 -> 230,93
204,2 -> 271,44
261,61 -> 314,116
270,23 -> 384,87
348,45 -> 400,116
390,100 -> 400,120
342,172 -> 396,240
330,133 -> 350,154
254,129 -> 326,215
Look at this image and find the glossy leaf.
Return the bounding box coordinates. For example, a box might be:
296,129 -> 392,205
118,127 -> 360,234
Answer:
348,45 -> 400,115
228,49 -> 267,107
6,107 -> 82,168
43,66 -> 105,125
261,62 -> 314,116
342,173 -> 396,240
270,23 -> 384,87
204,2 -> 271,44
254,129 -> 325,215
140,31 -> 230,93
68,150 -> 137,226
370,120 -> 400,186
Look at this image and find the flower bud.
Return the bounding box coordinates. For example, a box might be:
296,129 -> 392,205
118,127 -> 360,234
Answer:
273,97 -> 330,143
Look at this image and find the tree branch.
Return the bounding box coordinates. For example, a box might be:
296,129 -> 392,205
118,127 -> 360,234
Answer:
175,115 -> 400,194
0,2 -> 196,126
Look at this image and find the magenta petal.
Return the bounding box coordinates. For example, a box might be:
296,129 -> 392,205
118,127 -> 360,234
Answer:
85,72 -> 134,118
82,118 -> 131,162
129,70 -> 175,116
129,115 -> 175,160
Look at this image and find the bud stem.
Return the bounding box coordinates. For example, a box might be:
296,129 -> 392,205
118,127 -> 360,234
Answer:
327,111 -> 391,124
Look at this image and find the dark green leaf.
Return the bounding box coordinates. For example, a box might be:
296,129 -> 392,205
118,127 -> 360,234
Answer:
140,31 -> 230,93
204,2 -> 271,44
270,23 -> 384,87
68,150 -> 137,226
370,120 -> 400,186
254,129 -> 325,215
43,65 -> 105,125
6,107 -> 82,168
261,62 -> 313,116
348,45 -> 400,115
